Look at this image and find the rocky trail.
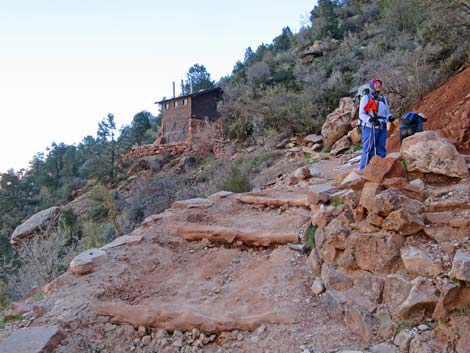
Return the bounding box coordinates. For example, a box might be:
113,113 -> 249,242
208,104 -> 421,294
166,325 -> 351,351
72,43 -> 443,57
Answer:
0,157 -> 364,353
1,130 -> 470,353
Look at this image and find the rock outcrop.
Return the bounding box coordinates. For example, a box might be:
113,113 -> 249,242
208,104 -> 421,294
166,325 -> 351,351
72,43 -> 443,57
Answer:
10,206 -> 60,245
321,97 -> 355,149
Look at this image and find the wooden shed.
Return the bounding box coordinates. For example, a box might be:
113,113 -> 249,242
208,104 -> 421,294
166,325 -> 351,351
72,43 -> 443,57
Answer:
156,87 -> 223,144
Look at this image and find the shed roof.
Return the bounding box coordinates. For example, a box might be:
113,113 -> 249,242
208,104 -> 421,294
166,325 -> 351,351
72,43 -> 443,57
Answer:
155,87 -> 222,104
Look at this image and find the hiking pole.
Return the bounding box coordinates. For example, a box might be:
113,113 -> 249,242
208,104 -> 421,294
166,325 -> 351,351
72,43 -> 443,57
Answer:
372,118 -> 377,157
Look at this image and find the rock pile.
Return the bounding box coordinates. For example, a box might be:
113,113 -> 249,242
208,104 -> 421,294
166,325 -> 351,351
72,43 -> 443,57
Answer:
307,150 -> 470,352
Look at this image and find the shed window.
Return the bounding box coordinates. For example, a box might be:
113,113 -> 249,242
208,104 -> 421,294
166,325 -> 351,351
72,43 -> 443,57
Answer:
174,101 -> 179,108
165,103 -> 170,110
183,98 -> 188,106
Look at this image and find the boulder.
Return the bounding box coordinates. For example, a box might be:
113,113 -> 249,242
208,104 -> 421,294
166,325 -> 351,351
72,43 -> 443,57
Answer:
331,189 -> 359,209
347,126 -> 362,145
304,134 -> 323,144
383,177 -> 425,200
375,305 -> 397,340
393,329 -> 415,353
69,248 -> 108,275
359,182 -> 384,211
311,205 -> 335,229
382,208 -> 425,236
401,131 -> 469,178
449,250 -> 470,282
321,264 -> 353,291
433,282 -> 470,320
10,206 -> 60,245
353,271 -> 385,304
307,249 -> 322,276
362,154 -> 403,183
349,232 -> 404,274
344,305 -> 376,344
423,226 -> 467,243
397,277 -> 439,323
324,289 -> 348,316
400,246 -> 443,276
331,135 -> 351,156
323,219 -> 350,249
0,325 -> 65,353
384,274 -> 412,318
369,188 -> 423,217
423,212 -> 452,224
321,97 -> 355,148
339,171 -> 365,191
307,184 -> 338,205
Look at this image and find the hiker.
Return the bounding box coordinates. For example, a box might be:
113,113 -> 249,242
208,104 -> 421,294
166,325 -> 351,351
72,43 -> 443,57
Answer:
399,112 -> 428,144
358,77 -> 394,170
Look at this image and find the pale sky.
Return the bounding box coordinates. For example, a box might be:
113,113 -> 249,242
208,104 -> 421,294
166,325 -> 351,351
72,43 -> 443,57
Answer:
0,0 -> 315,172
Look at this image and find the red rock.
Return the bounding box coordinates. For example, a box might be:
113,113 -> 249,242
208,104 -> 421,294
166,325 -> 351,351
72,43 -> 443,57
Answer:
321,264 -> 353,291
433,282 -> 470,320
307,249 -> 322,276
400,246 -> 443,276
344,305 -> 376,344
383,177 -> 425,200
449,250 -> 470,282
398,277 -> 439,323
375,305 -> 397,340
359,182 -> 384,211
350,221 -> 381,233
69,248 -> 108,275
363,155 -> 403,183
382,209 -> 425,236
370,189 -> 423,217
424,226 -> 467,243
383,274 -> 412,318
423,212 -> 453,224
353,271 -> 385,304
312,205 -> 335,229
339,171 -> 365,191
366,213 -> 384,227
307,183 -> 339,205
425,200 -> 470,212
349,232 -> 404,274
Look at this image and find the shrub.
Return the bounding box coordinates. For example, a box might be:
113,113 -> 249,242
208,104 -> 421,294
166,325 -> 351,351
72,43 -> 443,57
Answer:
1,232 -> 78,299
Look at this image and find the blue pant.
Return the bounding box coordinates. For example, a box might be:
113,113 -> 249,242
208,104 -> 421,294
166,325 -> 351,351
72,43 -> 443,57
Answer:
359,125 -> 387,170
